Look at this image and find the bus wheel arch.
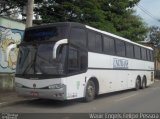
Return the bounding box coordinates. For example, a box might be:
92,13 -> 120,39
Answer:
84,77 -> 99,102
135,76 -> 141,90
91,77 -> 99,96
141,75 -> 147,89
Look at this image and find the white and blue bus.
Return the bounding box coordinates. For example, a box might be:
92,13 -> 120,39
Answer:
14,22 -> 154,102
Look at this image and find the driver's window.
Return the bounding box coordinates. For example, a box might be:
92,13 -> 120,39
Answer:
68,46 -> 79,73
57,45 -> 66,63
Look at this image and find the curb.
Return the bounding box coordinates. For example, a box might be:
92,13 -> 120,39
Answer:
0,99 -> 35,108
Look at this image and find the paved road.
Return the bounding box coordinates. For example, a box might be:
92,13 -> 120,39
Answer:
0,80 -> 160,113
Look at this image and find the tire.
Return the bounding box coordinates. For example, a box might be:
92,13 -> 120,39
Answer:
141,79 -> 146,89
84,80 -> 96,102
135,78 -> 141,90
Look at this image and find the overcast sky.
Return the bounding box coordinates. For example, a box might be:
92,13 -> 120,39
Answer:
135,0 -> 160,27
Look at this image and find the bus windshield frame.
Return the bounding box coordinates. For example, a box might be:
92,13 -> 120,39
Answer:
16,25 -> 69,79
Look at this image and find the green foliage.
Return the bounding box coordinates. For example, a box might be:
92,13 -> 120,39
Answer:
100,0 -> 148,41
0,0 -> 25,15
148,26 -> 160,62
149,26 -> 160,45
0,0 -> 149,42
34,0 -> 148,42
0,0 -> 41,16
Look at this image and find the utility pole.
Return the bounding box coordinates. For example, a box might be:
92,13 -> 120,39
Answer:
26,0 -> 34,28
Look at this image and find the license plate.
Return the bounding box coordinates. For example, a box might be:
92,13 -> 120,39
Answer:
31,91 -> 39,96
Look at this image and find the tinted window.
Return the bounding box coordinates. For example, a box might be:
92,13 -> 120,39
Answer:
141,48 -> 147,60
134,45 -> 141,59
88,31 -> 102,52
126,43 -> 134,58
146,50 -> 151,61
24,26 -> 68,42
103,36 -> 115,55
70,28 -> 86,46
80,50 -> 88,71
88,31 -> 96,51
95,34 -> 102,52
150,50 -> 154,61
68,47 -> 79,73
115,40 -> 126,57
16,44 -> 67,75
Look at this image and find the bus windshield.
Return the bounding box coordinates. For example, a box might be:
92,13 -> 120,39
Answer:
16,43 -> 67,76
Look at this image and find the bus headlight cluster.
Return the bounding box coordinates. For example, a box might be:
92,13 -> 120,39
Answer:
48,84 -> 64,89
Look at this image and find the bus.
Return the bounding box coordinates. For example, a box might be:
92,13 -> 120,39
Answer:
14,22 -> 154,102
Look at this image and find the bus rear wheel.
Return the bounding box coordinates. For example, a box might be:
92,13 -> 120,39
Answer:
85,80 -> 96,102
141,79 -> 147,89
135,78 -> 141,90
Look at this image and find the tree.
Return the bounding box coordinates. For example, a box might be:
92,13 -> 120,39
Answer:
148,26 -> 160,62
34,0 -> 106,27
34,0 -> 148,42
0,0 -> 26,16
0,0 -> 42,17
0,0 -> 148,42
149,26 -> 160,45
100,0 -> 148,41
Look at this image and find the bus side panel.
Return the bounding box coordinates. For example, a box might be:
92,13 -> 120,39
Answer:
88,52 -> 154,94
62,74 -> 86,100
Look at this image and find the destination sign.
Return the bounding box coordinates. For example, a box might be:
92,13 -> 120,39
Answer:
24,27 -> 58,42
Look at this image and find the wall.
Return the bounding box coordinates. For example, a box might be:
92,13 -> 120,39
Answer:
0,17 -> 25,73
0,17 -> 25,91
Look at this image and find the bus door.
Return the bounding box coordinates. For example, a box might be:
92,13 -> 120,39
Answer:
66,45 -> 88,97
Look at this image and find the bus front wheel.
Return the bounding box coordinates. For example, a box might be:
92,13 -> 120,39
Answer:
85,80 -> 96,102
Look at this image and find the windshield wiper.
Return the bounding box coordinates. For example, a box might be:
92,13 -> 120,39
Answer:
22,46 -> 37,75
22,59 -> 35,75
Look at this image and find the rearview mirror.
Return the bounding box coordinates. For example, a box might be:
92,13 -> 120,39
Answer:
53,39 -> 68,59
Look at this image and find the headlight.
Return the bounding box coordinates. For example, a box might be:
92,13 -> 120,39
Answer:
48,84 -> 64,89
15,82 -> 23,87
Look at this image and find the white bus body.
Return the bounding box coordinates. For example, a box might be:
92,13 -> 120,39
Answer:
15,22 -> 154,101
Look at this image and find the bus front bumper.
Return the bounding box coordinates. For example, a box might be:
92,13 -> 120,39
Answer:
15,86 -> 67,101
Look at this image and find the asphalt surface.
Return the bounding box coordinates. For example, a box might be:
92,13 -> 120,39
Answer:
0,80 -> 160,113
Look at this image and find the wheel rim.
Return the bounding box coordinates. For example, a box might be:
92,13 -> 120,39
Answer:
86,82 -> 95,100
136,79 -> 140,89
87,84 -> 94,97
143,80 -> 146,88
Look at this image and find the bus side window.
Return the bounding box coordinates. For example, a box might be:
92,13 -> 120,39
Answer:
80,50 -> 88,71
70,28 -> 87,47
88,31 -> 102,53
68,47 -> 79,73
126,43 -> 134,58
103,36 -> 115,55
115,39 -> 126,57
68,46 -> 87,73
95,34 -> 103,52
141,48 -> 147,60
146,50 -> 151,61
88,31 -> 96,51
150,50 -> 154,61
134,45 -> 141,59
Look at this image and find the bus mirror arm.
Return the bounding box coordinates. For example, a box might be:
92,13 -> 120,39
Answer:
53,39 -> 68,59
6,44 -> 17,61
